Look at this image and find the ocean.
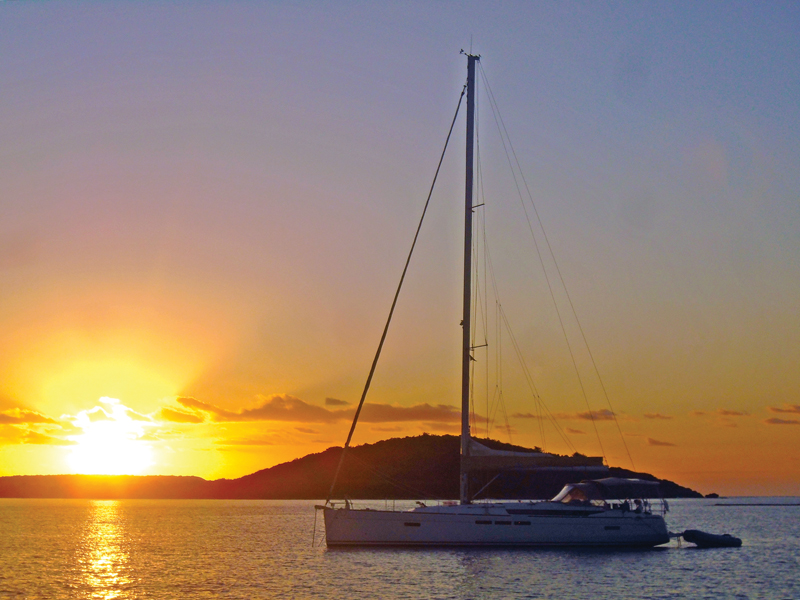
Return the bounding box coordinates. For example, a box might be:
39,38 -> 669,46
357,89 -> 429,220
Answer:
1,498 -> 797,599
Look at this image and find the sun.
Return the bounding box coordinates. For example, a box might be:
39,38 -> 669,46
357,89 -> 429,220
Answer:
67,397 -> 154,475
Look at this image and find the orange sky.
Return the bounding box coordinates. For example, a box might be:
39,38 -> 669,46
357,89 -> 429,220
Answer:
1,3 -> 799,496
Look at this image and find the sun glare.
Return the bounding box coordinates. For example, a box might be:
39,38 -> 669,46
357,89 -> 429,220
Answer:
68,397 -> 154,475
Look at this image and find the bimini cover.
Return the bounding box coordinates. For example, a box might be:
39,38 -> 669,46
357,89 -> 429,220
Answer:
551,478 -> 663,502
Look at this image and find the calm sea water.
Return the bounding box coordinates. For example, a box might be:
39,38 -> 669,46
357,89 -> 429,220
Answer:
1,498 -> 797,599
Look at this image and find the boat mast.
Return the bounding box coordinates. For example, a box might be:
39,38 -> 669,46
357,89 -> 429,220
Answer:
460,52 -> 479,505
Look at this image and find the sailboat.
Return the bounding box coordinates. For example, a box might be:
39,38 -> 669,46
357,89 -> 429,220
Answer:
317,54 -> 670,547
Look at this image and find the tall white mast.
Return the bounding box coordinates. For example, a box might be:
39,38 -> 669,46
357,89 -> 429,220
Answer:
460,53 -> 479,505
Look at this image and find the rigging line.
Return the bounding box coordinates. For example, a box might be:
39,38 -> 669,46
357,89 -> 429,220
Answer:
497,305 -> 577,454
476,87 -> 491,440
479,63 -> 634,470
481,231 -> 551,452
477,62 -> 607,464
325,82 -> 468,504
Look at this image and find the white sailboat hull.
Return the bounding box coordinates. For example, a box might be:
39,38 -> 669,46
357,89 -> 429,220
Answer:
321,504 -> 670,547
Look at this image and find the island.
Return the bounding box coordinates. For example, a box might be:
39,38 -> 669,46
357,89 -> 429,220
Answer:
0,434 -> 702,499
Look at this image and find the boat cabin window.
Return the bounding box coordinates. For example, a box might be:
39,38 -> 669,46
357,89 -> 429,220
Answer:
559,487 -> 589,504
552,483 -> 600,504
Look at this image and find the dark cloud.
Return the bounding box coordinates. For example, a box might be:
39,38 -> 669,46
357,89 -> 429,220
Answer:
764,418 -> 799,426
325,397 -> 350,406
175,395 -> 467,424
565,427 -> 585,435
646,438 -> 676,447
768,404 -> 800,414
158,407 -> 205,424
0,410 -> 57,425
361,403 -> 460,423
689,410 -> 706,417
178,395 -> 342,423
643,413 -> 672,420
514,410 -> 620,422
295,427 -> 319,434
717,409 -> 749,417
561,409 -> 616,421
511,412 -> 543,420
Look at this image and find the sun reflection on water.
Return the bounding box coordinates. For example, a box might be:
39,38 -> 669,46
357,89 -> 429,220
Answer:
78,501 -> 133,599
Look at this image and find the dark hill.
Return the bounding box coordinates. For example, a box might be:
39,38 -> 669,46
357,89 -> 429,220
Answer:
0,434 -> 701,499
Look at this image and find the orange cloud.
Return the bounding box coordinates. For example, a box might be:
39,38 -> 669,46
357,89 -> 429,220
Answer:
717,409 -> 749,417
325,397 -> 350,406
0,427 -> 75,446
646,438 -> 676,447
295,427 -> 319,434
23,431 -> 77,445
158,407 -> 205,424
563,409 -> 617,421
513,409 -> 617,421
0,409 -> 57,425
643,413 -> 672,420
565,427 -> 585,435
768,404 -> 800,414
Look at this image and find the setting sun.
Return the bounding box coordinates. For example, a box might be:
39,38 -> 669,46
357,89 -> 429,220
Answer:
67,398 -> 154,475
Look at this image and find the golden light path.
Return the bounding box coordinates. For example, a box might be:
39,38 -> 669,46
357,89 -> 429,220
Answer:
68,397 -> 153,475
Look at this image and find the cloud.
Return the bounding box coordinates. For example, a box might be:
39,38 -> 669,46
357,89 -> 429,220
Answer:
0,427 -> 75,446
643,413 -> 672,420
764,418 -> 799,426
123,408 -> 153,422
361,403 -> 461,423
689,410 -> 706,417
512,412 -> 543,420
646,438 -> 676,447
295,427 -> 319,434
178,395 -> 344,423
514,410 -> 622,422
23,431 -> 77,445
325,397 -> 350,406
768,404 -> 800,414
564,409 -> 616,421
175,395 -> 468,424
565,427 -> 585,435
85,407 -> 112,422
371,426 -> 404,432
0,409 -> 57,425
717,409 -> 748,417
158,407 -> 205,424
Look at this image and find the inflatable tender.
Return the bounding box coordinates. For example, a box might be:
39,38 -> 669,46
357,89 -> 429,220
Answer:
683,529 -> 742,548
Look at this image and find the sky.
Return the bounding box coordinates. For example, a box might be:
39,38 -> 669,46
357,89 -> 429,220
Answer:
1,1 -> 799,496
